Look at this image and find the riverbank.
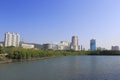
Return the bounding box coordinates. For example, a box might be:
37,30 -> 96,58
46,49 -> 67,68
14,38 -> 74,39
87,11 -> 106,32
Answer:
1,47 -> 120,64
0,56 -> 59,64
0,59 -> 12,64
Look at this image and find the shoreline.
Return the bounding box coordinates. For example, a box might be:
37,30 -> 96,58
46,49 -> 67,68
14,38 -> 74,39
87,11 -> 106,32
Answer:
0,56 -> 59,64
1,55 -> 120,64
0,59 -> 12,64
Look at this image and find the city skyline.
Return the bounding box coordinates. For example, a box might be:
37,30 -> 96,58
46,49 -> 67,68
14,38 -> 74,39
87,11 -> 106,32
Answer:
0,0 -> 120,50
1,32 -> 120,50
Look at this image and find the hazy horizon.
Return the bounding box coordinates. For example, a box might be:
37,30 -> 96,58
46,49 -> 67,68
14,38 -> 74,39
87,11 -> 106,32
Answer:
0,0 -> 120,50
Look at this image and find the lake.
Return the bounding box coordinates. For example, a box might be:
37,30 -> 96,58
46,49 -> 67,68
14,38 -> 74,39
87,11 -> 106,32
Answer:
0,56 -> 120,80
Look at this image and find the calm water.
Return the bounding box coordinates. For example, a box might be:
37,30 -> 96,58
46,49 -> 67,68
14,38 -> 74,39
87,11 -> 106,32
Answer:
0,56 -> 120,80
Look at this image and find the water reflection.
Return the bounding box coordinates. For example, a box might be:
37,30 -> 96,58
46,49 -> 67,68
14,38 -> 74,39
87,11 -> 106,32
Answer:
0,56 -> 120,80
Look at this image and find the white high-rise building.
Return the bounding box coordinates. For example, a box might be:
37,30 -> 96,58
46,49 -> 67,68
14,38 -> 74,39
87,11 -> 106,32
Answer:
70,36 -> 79,51
4,32 -> 20,47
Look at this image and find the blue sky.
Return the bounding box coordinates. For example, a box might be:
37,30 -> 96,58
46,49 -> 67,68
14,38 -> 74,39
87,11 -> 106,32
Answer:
0,0 -> 120,50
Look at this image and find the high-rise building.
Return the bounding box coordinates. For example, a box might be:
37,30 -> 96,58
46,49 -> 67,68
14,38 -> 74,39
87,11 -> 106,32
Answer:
90,39 -> 96,51
70,36 -> 79,51
4,32 -> 20,47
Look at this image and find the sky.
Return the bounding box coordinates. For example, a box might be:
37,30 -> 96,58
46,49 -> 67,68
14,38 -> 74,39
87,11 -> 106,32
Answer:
0,0 -> 120,50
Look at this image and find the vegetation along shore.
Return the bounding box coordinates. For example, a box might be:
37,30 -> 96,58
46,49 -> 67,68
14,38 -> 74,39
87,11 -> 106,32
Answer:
0,46 -> 120,63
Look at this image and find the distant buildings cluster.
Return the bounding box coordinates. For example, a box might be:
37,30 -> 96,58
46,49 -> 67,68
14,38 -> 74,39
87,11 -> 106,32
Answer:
0,32 -> 119,51
1,32 -> 35,49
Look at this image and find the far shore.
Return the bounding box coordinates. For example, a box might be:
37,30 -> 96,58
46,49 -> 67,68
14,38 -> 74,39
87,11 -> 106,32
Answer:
1,54 -> 120,64
1,46 -> 120,64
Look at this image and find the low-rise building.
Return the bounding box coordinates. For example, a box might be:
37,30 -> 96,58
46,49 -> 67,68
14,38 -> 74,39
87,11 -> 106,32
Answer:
59,41 -> 70,50
97,47 -> 106,51
21,43 -> 34,49
33,44 -> 43,49
111,46 -> 119,51
0,42 -> 4,47
43,41 -> 70,50
43,43 -> 58,50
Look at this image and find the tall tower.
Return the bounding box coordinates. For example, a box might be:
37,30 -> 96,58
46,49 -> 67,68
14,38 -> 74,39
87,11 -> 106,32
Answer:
4,32 -> 20,47
71,36 -> 79,51
90,39 -> 96,51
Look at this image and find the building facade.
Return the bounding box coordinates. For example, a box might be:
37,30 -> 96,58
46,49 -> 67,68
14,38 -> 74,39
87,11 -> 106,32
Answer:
59,41 -> 70,50
0,42 -> 4,47
43,41 -> 70,50
90,39 -> 96,51
21,43 -> 34,49
70,36 -> 79,51
97,47 -> 106,51
60,41 -> 70,46
4,32 -> 20,47
111,46 -> 119,51
43,43 -> 58,50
